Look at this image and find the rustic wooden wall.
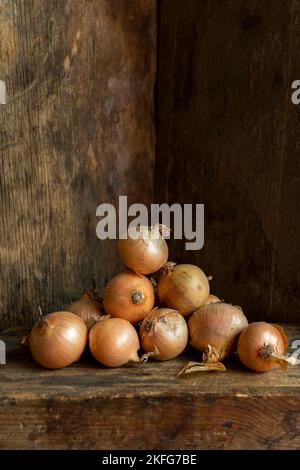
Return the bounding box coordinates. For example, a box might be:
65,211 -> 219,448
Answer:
0,0 -> 156,328
156,0 -> 300,322
1,0 -> 299,328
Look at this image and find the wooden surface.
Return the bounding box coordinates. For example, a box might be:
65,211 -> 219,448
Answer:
0,0 -> 156,329
156,0 -> 300,323
0,324 -> 299,450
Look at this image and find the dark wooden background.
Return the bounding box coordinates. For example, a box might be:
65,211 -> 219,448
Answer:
156,0 -> 300,323
0,0 -> 156,328
0,0 -> 299,328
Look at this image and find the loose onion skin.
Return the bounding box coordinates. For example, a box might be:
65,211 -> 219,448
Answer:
30,311 -> 88,369
103,271 -> 155,324
188,303 -> 248,362
118,225 -> 169,275
157,262 -> 210,316
237,322 -> 292,372
140,308 -> 188,361
67,291 -> 104,328
89,317 -> 140,367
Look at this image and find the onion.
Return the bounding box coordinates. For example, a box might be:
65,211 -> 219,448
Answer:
178,303 -> 248,375
103,271 -> 155,324
237,322 -> 295,372
157,262 -> 210,316
140,308 -> 188,361
29,311 -> 88,369
67,291 -> 105,328
189,303 -> 248,360
118,224 -> 169,275
89,317 -> 141,367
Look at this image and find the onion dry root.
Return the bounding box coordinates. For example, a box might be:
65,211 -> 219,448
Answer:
178,302 -> 248,376
103,271 -> 155,324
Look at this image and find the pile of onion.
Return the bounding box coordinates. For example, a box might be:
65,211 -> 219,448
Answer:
140,308 -> 188,361
178,303 -> 248,375
103,271 -> 155,324
23,219 -> 297,376
89,317 -> 141,367
118,224 -> 169,275
237,322 -> 295,372
67,291 -> 104,328
29,311 -> 88,369
157,262 -> 210,316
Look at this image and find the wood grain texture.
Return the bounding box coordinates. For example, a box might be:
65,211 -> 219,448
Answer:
0,0 -> 156,328
0,324 -> 300,449
156,0 -> 300,322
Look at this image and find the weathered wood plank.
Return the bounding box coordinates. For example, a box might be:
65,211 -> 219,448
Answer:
0,325 -> 299,449
156,0 -> 300,322
0,395 -> 299,450
0,0 -> 156,328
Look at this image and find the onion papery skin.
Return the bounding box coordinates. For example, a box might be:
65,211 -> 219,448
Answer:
30,311 -> 88,369
237,322 -> 287,372
118,225 -> 168,275
188,303 -> 248,362
89,317 -> 140,367
103,271 -> 155,324
140,308 -> 188,361
157,263 -> 210,316
67,295 -> 104,328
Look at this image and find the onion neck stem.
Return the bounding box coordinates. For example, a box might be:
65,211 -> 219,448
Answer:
140,347 -> 159,363
129,352 -> 140,363
202,344 -> 224,363
160,261 -> 176,275
259,344 -> 295,369
37,317 -> 53,332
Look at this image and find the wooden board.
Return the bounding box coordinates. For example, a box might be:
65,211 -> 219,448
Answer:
0,0 -> 156,329
156,0 -> 300,323
0,324 -> 299,450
